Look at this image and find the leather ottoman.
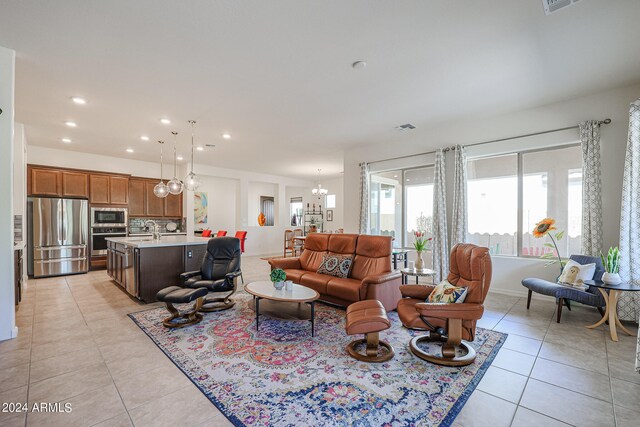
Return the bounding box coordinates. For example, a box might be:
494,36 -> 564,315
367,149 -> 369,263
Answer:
345,300 -> 394,362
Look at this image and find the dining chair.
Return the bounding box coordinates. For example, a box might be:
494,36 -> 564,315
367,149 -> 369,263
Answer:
216,230 -> 228,237
201,229 -> 212,238
293,228 -> 304,256
284,230 -> 295,257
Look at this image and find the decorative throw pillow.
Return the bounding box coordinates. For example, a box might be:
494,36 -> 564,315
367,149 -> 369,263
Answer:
427,280 -> 468,304
317,254 -> 354,278
557,260 -> 596,287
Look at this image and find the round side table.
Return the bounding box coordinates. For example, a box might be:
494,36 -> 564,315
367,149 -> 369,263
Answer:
584,279 -> 640,342
400,267 -> 436,285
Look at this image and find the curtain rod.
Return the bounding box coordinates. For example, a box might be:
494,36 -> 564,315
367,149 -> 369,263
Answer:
360,118 -> 611,166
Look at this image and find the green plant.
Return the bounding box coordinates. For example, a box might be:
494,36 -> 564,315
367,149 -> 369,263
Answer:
270,268 -> 286,283
600,247 -> 620,273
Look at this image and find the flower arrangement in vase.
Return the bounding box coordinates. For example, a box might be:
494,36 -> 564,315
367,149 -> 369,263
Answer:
413,230 -> 432,270
600,247 -> 622,284
270,268 -> 286,290
534,218 -> 566,273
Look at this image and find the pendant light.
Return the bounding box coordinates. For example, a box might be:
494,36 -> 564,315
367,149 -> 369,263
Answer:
184,120 -> 201,191
153,141 -> 169,198
311,168 -> 328,199
167,131 -> 184,195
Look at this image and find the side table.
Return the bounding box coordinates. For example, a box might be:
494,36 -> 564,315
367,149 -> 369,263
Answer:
584,279 -> 640,342
400,267 -> 436,285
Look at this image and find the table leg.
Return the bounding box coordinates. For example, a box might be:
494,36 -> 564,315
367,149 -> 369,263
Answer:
392,254 -> 397,270
401,273 -> 406,285
611,290 -> 634,337
255,297 -> 260,332
586,288 -> 610,329
403,255 -> 408,269
310,301 -> 315,337
416,275 -> 419,285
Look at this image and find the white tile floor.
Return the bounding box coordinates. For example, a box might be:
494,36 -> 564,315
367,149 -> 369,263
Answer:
1,255 -> 638,426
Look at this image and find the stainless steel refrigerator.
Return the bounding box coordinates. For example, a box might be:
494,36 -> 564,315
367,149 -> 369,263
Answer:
28,197 -> 89,278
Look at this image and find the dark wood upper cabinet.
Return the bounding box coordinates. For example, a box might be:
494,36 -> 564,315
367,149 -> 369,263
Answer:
144,181 -> 165,217
89,175 -> 110,204
109,176 -> 129,205
164,193 -> 183,218
30,168 -> 62,196
61,171 -> 89,198
128,179 -> 146,216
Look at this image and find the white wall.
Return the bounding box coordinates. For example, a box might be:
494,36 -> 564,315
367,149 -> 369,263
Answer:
321,177 -> 344,232
0,45 -> 17,341
344,82 -> 640,296
248,181 -> 278,226
193,175 -> 239,233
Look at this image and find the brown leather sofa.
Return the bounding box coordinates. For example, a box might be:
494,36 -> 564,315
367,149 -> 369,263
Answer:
267,233 -> 402,311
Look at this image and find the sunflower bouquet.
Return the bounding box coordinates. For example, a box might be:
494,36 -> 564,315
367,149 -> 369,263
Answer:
533,218 -> 566,271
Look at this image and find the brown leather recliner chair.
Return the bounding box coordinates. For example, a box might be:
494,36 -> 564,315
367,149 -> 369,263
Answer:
398,243 -> 492,366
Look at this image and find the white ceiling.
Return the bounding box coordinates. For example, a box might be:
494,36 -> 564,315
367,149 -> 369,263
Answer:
1,0 -> 640,179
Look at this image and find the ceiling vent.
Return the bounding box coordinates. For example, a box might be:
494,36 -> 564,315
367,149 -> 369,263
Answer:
542,0 -> 581,15
395,123 -> 416,132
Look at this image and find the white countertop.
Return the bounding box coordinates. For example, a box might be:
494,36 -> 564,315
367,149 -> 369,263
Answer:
105,235 -> 211,248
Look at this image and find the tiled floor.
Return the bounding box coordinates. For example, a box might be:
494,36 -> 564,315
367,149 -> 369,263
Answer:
2,256 -> 639,426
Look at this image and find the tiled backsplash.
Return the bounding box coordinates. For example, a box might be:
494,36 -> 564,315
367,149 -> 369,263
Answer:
129,218 -> 184,234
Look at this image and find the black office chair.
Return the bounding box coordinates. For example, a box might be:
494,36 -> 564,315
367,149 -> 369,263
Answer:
180,237 -> 242,312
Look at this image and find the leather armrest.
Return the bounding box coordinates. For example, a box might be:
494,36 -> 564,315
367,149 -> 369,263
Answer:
414,302 -> 484,321
225,270 -> 242,284
180,270 -> 201,285
268,257 -> 302,270
400,284 -> 435,300
361,271 -> 402,285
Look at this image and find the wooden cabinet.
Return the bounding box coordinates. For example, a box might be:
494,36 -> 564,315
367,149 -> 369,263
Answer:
89,175 -> 110,204
61,171 -> 89,198
164,193 -> 183,218
145,181 -> 165,217
109,176 -> 129,205
30,168 -> 62,196
128,179 -> 146,216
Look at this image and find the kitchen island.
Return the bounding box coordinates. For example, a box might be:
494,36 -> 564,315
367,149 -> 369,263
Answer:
106,235 -> 211,302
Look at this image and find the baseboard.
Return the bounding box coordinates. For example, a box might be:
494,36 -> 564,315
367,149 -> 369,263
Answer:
488,287 -> 555,301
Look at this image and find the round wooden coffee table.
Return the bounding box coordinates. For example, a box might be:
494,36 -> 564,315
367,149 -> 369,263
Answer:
244,281 -> 320,336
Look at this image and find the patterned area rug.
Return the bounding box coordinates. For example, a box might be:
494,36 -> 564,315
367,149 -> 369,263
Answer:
129,295 -> 506,427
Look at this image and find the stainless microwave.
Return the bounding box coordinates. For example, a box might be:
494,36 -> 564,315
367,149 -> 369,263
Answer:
91,207 -> 128,228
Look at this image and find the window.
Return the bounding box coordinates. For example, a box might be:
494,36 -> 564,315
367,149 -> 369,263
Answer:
290,197 -> 303,226
467,145 -> 582,257
369,166 -> 434,248
467,154 -> 518,255
325,194 -> 336,209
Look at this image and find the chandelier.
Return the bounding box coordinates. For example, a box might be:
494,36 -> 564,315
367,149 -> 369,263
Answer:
153,141 -> 169,198
311,169 -> 328,198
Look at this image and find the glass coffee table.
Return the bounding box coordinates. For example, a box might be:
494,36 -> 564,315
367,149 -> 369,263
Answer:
245,281 -> 320,337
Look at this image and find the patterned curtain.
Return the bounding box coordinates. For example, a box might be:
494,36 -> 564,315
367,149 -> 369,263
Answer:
450,145 -> 468,247
432,149 -> 449,283
617,101 -> 640,374
358,162 -> 370,234
579,121 -> 603,256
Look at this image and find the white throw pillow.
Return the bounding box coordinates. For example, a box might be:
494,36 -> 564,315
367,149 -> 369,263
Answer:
557,260 -> 596,286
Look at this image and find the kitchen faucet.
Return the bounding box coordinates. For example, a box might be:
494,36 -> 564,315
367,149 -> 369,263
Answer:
145,220 -> 161,240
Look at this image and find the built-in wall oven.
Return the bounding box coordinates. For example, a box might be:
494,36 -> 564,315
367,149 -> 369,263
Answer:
91,227 -> 127,256
90,207 -> 128,256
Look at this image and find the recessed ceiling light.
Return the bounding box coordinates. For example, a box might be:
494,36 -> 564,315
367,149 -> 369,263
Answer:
221,133 -> 231,140
71,97 -> 87,105
176,156 -> 184,161
140,135 -> 150,141
352,61 -> 367,69
160,118 -> 171,125
61,138 -> 72,143
126,148 -> 134,153
393,175 -> 398,178
65,121 -> 77,127
196,146 -> 204,151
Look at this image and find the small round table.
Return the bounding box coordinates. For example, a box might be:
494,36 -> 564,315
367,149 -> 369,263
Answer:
584,280 -> 640,342
400,267 -> 436,285
244,281 -> 320,336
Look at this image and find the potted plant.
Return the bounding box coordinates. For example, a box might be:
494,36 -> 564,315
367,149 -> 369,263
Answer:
413,230 -> 431,270
600,247 -> 622,284
270,268 -> 286,290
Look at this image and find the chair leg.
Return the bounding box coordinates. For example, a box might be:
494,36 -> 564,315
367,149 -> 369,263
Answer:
556,298 -> 563,323
565,299 -> 571,311
240,272 -> 244,284
526,290 -> 532,309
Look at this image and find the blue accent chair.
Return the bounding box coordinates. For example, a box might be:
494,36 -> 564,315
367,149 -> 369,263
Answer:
521,255 -> 606,323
